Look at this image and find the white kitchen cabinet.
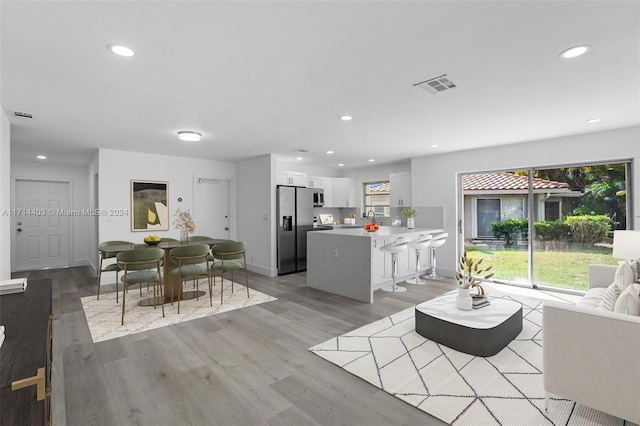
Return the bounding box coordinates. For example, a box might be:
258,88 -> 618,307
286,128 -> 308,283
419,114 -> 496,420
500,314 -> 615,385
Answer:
333,177 -> 356,207
390,172 -> 412,207
323,177 -> 334,207
277,171 -> 308,186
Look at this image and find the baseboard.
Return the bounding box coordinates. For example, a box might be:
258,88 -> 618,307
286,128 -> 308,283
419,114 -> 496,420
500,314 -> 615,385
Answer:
246,262 -> 277,277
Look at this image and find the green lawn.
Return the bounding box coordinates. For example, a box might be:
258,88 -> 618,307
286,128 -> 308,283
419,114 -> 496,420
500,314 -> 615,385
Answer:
465,246 -> 618,291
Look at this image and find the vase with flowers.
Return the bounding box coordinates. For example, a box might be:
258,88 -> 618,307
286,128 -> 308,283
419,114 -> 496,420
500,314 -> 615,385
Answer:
402,206 -> 417,229
454,250 -> 494,310
173,208 -> 196,242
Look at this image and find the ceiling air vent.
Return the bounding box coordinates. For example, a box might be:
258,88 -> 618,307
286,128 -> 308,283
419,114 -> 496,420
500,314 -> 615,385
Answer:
413,74 -> 457,94
14,111 -> 33,119
294,148 -> 309,153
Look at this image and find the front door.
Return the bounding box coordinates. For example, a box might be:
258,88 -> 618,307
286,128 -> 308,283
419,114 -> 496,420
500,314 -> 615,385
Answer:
15,180 -> 70,270
476,198 -> 500,238
194,178 -> 230,239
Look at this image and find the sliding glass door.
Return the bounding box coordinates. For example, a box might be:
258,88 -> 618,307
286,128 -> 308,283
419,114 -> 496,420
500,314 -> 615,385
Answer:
461,162 -> 630,291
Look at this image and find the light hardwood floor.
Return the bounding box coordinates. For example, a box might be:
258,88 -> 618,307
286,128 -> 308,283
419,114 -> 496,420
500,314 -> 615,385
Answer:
15,266 -> 459,426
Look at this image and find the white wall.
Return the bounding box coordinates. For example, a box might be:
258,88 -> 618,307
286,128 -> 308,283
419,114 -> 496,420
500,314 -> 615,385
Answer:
237,155 -> 275,276
411,126 -> 640,277
97,149 -> 237,246
88,151 -> 100,273
0,109 -> 10,279
10,160 -> 92,271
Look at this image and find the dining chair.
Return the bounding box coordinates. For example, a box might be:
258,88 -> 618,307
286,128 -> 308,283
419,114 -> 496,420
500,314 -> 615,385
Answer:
97,240 -> 133,302
210,241 -> 249,304
188,235 -> 215,261
116,248 -> 165,325
169,244 -> 212,313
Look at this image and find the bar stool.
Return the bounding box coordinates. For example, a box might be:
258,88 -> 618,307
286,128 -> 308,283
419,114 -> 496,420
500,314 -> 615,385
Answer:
425,232 -> 448,280
380,237 -> 409,293
405,234 -> 432,285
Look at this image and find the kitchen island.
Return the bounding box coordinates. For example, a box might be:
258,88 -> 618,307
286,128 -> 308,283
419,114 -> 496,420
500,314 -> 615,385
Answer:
307,226 -> 444,303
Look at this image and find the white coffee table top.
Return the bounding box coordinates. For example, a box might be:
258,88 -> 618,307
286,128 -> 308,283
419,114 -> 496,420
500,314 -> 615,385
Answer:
416,290 -> 522,329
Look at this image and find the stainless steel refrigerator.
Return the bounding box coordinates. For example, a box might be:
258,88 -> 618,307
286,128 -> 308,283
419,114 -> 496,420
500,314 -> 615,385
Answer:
277,185 -> 314,275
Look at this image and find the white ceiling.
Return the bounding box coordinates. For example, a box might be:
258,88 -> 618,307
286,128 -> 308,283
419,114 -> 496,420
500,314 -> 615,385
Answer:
2,1 -> 639,170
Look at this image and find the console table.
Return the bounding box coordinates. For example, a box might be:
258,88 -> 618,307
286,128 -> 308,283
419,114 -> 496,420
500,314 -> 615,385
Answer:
1,278 -> 53,425
415,291 -> 522,357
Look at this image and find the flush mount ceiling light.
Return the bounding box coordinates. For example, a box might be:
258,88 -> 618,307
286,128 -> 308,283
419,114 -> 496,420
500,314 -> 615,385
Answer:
586,118 -> 603,123
340,116 -> 353,121
107,44 -> 136,57
430,144 -> 439,148
296,157 -> 303,160
37,155 -> 47,160
177,131 -> 202,142
559,45 -> 591,59
326,150 -> 334,154
338,163 -> 345,167
368,159 -> 375,162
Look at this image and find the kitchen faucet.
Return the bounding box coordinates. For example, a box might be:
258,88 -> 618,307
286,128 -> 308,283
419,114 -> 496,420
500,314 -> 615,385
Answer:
367,210 -> 376,222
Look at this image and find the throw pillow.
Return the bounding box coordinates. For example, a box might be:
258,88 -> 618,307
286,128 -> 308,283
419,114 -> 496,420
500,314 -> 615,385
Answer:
613,262 -> 635,292
598,283 -> 622,311
614,283 -> 640,316
631,260 -> 639,282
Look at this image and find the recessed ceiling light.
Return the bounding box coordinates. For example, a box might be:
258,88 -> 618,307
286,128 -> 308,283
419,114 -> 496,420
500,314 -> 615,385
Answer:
296,157 -> 303,160
340,116 -> 353,121
368,159 -> 375,162
430,144 -> 439,148
559,45 -> 591,59
107,44 -> 136,57
586,118 -> 603,123
177,131 -> 202,142
37,155 -> 47,160
326,150 -> 334,154
338,163 -> 344,167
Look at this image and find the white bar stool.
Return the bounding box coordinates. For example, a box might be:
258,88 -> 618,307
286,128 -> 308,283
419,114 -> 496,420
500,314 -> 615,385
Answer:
424,232 -> 448,280
380,237 -> 409,293
405,234 -> 432,285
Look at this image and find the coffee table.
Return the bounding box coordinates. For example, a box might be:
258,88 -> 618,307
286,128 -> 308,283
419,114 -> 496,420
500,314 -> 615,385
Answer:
415,291 -> 522,357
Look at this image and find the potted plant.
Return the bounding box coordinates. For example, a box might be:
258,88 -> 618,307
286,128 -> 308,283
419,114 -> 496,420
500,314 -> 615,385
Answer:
173,208 -> 196,241
454,250 -> 494,310
402,206 -> 417,229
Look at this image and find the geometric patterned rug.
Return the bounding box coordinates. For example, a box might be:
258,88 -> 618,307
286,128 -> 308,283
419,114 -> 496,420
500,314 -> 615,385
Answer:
81,279 -> 276,343
310,289 -> 636,426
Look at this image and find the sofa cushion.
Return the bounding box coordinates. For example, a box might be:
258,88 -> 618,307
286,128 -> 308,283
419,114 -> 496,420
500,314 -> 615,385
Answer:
614,283 -> 640,316
614,262 -> 635,292
597,283 -> 622,311
578,287 -> 607,308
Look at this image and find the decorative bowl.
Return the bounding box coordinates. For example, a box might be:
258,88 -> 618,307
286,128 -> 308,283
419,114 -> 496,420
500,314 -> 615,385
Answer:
144,240 -> 160,246
365,228 -> 378,233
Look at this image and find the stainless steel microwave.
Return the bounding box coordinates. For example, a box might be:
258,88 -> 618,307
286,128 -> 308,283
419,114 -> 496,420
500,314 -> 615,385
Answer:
313,189 -> 324,207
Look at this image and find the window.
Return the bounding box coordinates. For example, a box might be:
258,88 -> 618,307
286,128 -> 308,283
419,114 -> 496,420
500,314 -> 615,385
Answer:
364,181 -> 390,217
544,201 -> 560,221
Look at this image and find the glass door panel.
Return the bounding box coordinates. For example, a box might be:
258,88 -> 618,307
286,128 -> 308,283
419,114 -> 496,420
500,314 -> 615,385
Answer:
531,164 -> 625,291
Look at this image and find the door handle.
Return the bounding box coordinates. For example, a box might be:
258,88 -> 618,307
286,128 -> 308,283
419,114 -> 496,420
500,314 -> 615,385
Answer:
225,227 -> 229,231
17,228 -> 22,232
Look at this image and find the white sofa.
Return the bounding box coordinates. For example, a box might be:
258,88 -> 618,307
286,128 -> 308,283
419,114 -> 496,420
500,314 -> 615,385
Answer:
543,264 -> 640,424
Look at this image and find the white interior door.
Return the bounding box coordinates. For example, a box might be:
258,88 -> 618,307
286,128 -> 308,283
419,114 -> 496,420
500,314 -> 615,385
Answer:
195,178 -> 230,239
15,180 -> 70,270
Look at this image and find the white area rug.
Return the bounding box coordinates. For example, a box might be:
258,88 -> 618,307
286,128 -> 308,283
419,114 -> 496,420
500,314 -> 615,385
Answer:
310,285 -> 636,426
82,279 -> 276,343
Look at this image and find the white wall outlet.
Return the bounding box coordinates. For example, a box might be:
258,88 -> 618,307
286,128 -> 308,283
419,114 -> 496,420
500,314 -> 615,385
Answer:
333,249 -> 339,259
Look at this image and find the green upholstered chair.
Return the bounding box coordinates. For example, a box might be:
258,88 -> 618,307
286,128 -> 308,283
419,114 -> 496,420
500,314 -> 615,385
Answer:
97,240 -> 133,302
160,237 -> 178,242
116,248 -> 165,325
210,241 -> 249,304
169,244 -> 212,313
187,235 -> 215,261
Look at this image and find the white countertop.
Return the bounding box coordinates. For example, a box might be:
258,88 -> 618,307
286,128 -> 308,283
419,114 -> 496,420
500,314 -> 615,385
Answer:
313,226 -> 443,237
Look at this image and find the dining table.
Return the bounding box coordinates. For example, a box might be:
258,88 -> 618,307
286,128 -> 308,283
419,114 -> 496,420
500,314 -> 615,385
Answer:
100,238 -> 230,306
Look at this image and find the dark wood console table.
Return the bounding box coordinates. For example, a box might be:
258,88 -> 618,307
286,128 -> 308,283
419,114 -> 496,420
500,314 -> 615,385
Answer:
1,278 -> 53,425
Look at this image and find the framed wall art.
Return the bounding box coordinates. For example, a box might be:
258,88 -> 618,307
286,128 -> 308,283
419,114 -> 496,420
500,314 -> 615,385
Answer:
130,180 -> 169,232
